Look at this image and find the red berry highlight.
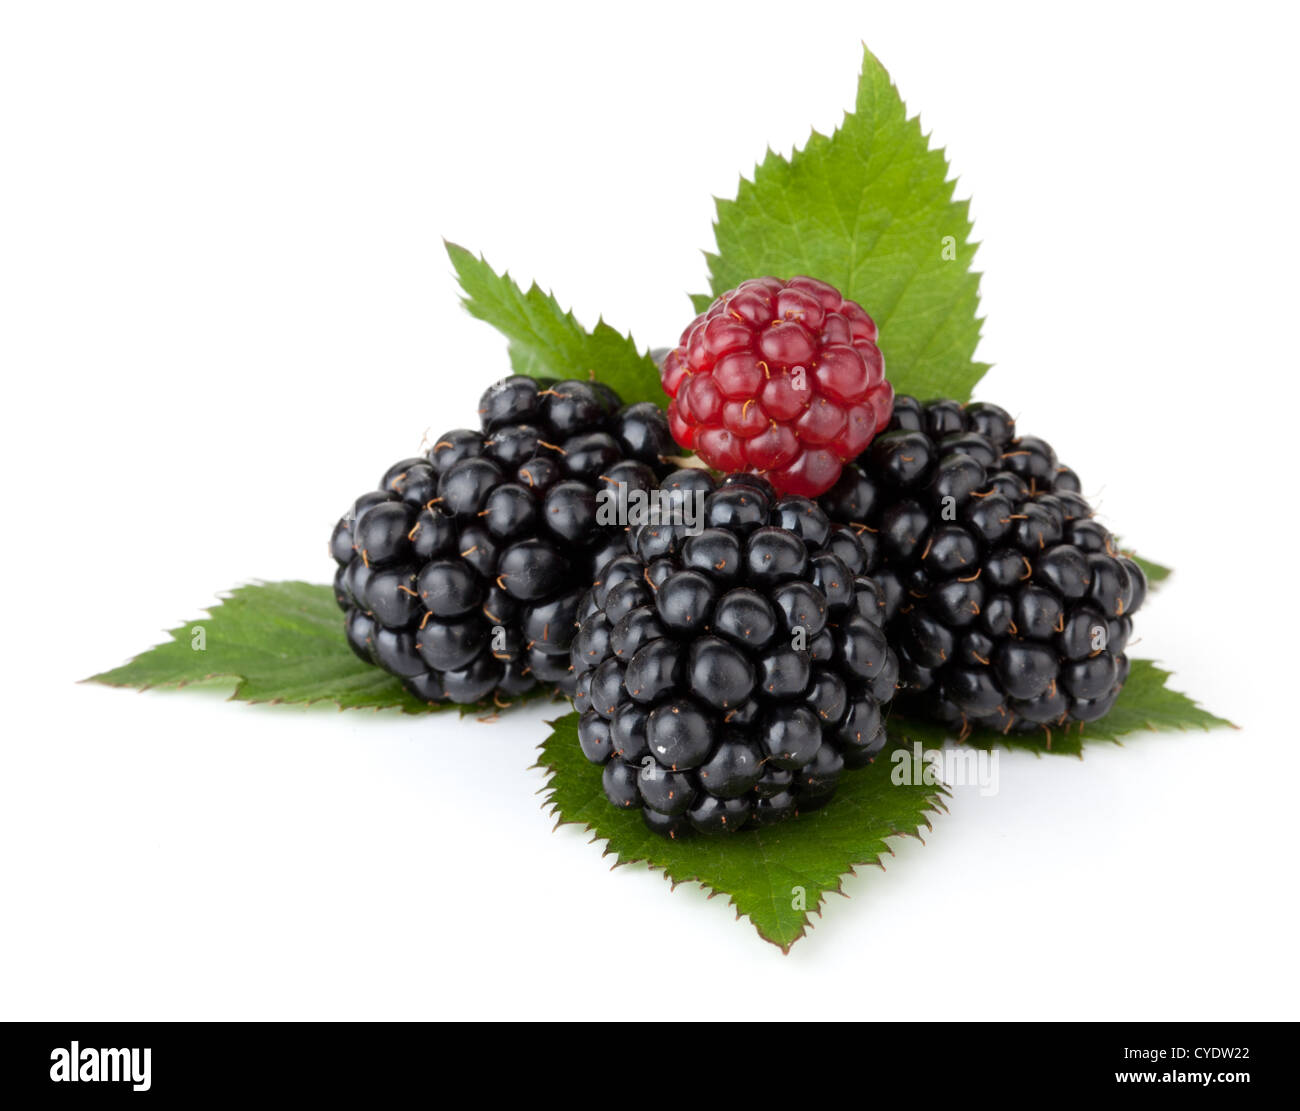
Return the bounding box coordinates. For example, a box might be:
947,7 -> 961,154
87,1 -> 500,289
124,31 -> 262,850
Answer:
661,276 -> 892,496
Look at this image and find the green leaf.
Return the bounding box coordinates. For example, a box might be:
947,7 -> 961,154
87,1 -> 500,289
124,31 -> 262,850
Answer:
1128,552 -> 1172,589
446,241 -> 665,407
698,44 -> 986,402
889,659 -> 1233,757
537,711 -> 946,952
86,581 -> 547,716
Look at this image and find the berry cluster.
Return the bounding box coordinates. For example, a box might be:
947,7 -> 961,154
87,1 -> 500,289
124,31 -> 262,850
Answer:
330,376 -> 673,704
571,472 -> 899,838
819,396 -> 1146,736
327,272 -> 1152,835
660,277 -> 894,498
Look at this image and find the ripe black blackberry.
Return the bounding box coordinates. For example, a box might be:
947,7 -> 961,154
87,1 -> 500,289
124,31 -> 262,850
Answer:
330,376 -> 674,705
819,395 -> 1147,737
571,471 -> 900,838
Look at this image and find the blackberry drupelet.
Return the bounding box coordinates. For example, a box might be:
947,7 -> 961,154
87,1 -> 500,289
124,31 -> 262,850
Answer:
330,376 -> 674,705
819,395 -> 1147,737
571,470 -> 900,838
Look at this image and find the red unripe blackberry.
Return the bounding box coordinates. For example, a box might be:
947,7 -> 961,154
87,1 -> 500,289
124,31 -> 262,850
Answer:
660,277 -> 893,498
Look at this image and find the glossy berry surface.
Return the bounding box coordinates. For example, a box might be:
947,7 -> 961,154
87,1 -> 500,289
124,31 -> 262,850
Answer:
331,376 -> 673,705
818,395 -> 1147,738
572,469 -> 900,839
660,277 -> 894,498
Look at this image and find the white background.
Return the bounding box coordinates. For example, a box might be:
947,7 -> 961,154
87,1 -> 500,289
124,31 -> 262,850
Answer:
2,1 -> 1296,1021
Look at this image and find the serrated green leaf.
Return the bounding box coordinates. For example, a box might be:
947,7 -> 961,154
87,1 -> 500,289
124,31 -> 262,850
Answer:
446,241 -> 665,407
538,712 -> 945,952
699,44 -> 986,401
889,659 -> 1233,757
86,581 -> 547,716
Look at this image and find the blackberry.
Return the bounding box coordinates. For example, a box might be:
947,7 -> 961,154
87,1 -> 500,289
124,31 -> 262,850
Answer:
819,395 -> 1147,737
330,376 -> 674,705
572,470 -> 900,838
